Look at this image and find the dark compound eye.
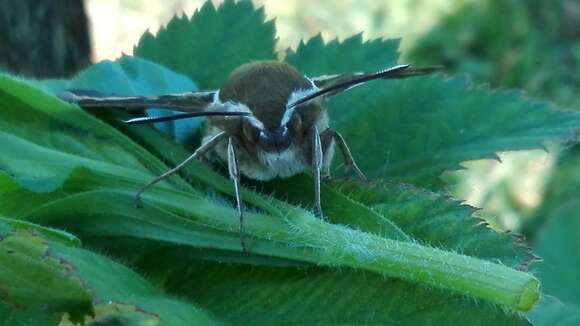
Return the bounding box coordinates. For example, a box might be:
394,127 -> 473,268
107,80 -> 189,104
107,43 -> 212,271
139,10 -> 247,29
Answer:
258,130 -> 273,151
258,126 -> 291,153
242,120 -> 259,142
287,112 -> 302,135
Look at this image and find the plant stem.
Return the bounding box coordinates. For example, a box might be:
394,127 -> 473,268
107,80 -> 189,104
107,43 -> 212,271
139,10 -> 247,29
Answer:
291,215 -> 539,312
147,189 -> 540,312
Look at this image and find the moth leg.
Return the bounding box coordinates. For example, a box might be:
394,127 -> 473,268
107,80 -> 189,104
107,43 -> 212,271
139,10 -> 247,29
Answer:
323,128 -> 367,180
318,130 -> 334,180
227,137 -> 247,253
135,131 -> 227,207
312,126 -> 325,219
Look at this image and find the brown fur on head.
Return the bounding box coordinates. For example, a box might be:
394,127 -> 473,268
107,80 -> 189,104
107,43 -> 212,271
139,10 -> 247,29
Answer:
220,61 -> 311,130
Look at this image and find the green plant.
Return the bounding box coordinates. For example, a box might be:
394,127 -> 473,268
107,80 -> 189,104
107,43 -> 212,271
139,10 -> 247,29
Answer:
1,1 -> 579,324
407,0 -> 580,109
408,1 -> 580,323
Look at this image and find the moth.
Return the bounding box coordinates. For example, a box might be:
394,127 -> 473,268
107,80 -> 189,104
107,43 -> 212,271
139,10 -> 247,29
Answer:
65,61 -> 438,252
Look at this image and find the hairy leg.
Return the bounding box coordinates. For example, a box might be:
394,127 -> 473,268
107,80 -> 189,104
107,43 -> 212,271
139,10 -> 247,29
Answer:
227,137 -> 247,253
321,128 -> 366,180
135,131 -> 227,206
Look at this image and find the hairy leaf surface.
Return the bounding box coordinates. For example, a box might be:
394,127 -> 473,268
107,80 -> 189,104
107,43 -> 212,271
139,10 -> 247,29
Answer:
287,36 -> 580,189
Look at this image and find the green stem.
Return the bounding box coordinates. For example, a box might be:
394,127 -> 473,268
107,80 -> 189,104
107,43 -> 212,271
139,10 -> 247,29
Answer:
293,215 -> 539,312
145,188 -> 539,312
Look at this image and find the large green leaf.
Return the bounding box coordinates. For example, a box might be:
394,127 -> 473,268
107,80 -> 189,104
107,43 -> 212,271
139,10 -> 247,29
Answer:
133,4 -> 580,192
0,72 -> 540,321
0,218 -> 91,323
286,36 -> 580,189
262,176 -> 532,269
521,144 -> 580,324
150,257 -> 524,326
134,0 -> 277,89
0,217 -> 216,325
0,302 -> 62,326
406,0 -> 580,110
120,105 -> 532,270
528,296 -> 580,326
285,33 -> 400,75
34,55 -> 202,143
106,112 -> 541,322
523,145 -> 580,238
528,200 -> 580,324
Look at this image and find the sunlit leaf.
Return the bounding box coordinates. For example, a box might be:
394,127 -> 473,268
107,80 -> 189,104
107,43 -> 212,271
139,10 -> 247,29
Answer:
285,33 -> 399,75
134,0 -> 277,89
287,36 -> 580,189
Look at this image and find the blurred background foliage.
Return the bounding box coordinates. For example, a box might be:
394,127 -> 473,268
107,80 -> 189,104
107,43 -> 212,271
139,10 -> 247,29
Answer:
408,0 -> 580,109
406,0 -> 580,237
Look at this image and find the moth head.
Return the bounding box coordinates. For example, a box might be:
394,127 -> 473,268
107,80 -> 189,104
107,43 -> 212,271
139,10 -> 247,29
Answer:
218,61 -> 324,153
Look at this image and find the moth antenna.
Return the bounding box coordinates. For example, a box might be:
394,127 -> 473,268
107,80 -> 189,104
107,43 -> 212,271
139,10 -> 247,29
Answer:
289,64 -> 442,108
124,111 -> 249,124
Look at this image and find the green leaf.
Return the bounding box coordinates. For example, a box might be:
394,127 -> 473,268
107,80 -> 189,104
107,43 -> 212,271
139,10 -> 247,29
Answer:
523,145 -> 580,323
528,296 -> 580,326
152,258 -> 525,326
1,167 -> 540,313
523,145 -> 580,237
0,72 -> 179,194
0,217 -> 217,325
50,241 -> 216,325
530,200 -> 580,323
113,120 -> 540,316
0,73 -> 539,315
406,0 -> 580,109
263,176 -> 532,269
70,55 -> 196,95
134,0 -> 277,89
286,36 -> 580,189
285,33 -> 400,75
0,219 -> 93,323
125,114 -> 532,271
0,215 -> 80,246
34,55 -> 202,143
0,301 -> 63,326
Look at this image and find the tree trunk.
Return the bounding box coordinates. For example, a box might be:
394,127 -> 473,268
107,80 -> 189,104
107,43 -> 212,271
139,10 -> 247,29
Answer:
0,0 -> 91,78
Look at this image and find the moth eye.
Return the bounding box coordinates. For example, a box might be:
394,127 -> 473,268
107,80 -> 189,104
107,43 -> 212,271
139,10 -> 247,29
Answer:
288,113 -> 302,134
242,120 -> 259,142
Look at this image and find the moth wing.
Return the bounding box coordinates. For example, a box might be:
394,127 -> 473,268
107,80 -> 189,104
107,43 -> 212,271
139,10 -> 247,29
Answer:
311,65 -> 442,89
310,65 -> 443,88
60,89 -> 250,124
289,65 -> 443,108
60,89 -> 217,113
